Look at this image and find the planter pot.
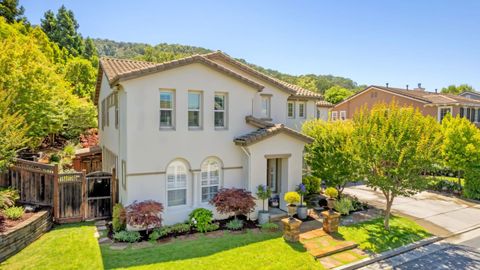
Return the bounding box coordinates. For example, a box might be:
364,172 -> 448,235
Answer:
297,205 -> 308,220
327,198 -> 336,212
287,204 -> 297,218
257,210 -> 270,225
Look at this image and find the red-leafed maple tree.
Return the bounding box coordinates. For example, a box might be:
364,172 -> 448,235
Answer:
209,188 -> 256,219
126,200 -> 164,233
79,128 -> 99,148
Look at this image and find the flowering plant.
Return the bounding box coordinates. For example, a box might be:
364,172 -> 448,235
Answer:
284,191 -> 300,206
296,183 -> 307,206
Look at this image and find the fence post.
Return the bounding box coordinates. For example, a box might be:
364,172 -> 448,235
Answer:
81,170 -> 87,221
53,164 -> 59,222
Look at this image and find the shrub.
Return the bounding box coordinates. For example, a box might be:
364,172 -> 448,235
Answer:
350,196 -> 367,211
465,167 -> 480,200
284,191 -> 300,205
210,188 -> 256,218
226,219 -> 243,231
170,223 -> 191,234
204,222 -> 220,232
63,144 -> 76,156
49,154 -> 61,163
113,230 -> 141,243
256,185 -> 271,212
0,188 -> 19,209
4,206 -> 24,220
112,203 -> 126,232
79,128 -> 99,148
189,208 -> 213,233
333,197 -> 354,215
324,187 -> 338,199
126,200 -> 163,233
150,226 -> 173,241
260,222 -> 279,231
302,175 -> 321,195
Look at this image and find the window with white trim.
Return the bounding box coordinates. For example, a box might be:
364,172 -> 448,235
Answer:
160,90 -> 174,128
340,111 -> 346,120
214,93 -> 227,128
298,102 -> 306,118
287,101 -> 295,118
331,111 -> 338,121
167,160 -> 188,206
260,95 -> 271,118
188,91 -> 202,128
201,159 -> 221,203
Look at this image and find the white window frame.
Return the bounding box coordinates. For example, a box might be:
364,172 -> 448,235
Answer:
166,160 -> 188,207
214,93 -> 228,129
298,102 -> 306,118
159,89 -> 175,129
260,95 -> 271,119
287,101 -> 295,118
437,106 -> 452,122
340,111 -> 346,120
188,91 -> 203,129
331,111 -> 338,121
200,158 -> 221,203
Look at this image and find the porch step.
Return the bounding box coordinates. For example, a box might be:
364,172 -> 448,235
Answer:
309,241 -> 358,259
299,228 -> 358,259
269,211 -> 288,222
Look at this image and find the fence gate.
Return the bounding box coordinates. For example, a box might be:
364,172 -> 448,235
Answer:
56,172 -> 85,223
85,171 -> 114,220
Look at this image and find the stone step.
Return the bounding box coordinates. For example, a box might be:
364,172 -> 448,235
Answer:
299,228 -> 327,242
269,212 -> 288,222
308,241 -> 358,259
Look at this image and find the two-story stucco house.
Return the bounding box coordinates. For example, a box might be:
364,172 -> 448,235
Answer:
94,51 -> 327,224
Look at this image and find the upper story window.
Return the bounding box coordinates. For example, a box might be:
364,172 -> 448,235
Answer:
331,111 -> 338,121
201,158 -> 221,203
340,111 -> 346,120
214,93 -> 227,128
287,101 -> 295,118
160,90 -> 175,128
188,91 -> 202,129
298,102 -> 306,118
261,95 -> 271,119
166,160 -> 188,207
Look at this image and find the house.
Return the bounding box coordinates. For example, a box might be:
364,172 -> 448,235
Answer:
459,91 -> 480,100
331,85 -> 480,123
94,51 -> 326,224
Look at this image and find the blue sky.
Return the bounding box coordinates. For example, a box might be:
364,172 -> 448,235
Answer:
21,0 -> 480,91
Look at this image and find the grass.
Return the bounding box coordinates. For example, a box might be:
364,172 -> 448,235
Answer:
2,216 -> 431,269
425,175 -> 464,186
338,216 -> 431,253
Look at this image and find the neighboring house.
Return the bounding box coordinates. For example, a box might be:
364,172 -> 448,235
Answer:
94,51 -> 326,224
331,85 -> 480,123
459,91 -> 480,100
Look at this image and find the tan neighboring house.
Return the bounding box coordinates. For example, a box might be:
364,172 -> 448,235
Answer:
331,85 -> 480,123
459,91 -> 480,100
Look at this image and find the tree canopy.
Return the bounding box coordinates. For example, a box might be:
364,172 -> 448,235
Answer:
324,85 -> 354,104
441,84 -> 475,95
0,0 -> 26,24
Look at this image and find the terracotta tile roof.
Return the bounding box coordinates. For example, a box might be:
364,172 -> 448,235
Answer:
94,55 -> 265,105
204,51 -> 323,100
316,100 -> 334,107
234,116 -> 313,146
336,85 -> 480,107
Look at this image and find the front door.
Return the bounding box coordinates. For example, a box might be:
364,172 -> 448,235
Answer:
267,158 -> 281,194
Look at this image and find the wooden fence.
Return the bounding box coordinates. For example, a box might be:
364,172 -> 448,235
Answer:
0,159 -> 116,223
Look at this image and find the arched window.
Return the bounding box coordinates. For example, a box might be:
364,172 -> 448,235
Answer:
201,159 -> 221,202
166,160 -> 188,206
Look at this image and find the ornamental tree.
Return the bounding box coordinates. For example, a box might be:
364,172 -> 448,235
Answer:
353,103 -> 442,229
302,119 -> 361,193
210,188 -> 256,219
126,200 -> 163,233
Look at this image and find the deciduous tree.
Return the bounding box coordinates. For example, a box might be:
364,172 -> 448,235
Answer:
324,85 -> 354,104
441,84 -> 475,95
353,103 -> 442,229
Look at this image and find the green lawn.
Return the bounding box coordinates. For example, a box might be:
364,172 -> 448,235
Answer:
338,216 -> 431,253
1,216 -> 431,270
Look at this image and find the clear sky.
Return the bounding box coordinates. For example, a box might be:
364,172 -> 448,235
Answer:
20,0 -> 480,91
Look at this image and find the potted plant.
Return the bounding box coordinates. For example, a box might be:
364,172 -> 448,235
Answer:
324,187 -> 338,212
256,184 -> 272,225
284,191 -> 300,219
296,183 -> 308,220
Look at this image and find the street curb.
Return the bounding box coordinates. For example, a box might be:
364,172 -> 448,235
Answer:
334,223 -> 480,270
333,236 -> 441,270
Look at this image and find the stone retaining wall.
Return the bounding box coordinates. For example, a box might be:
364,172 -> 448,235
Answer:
0,210 -> 52,262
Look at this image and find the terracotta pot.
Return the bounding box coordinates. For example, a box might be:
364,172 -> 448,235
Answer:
287,204 -> 297,218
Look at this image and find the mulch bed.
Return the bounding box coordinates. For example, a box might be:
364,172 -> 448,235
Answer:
2,212 -> 35,233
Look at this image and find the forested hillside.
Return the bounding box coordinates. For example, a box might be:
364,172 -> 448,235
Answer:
93,38 -> 365,96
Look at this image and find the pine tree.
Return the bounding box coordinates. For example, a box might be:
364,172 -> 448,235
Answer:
0,0 -> 27,24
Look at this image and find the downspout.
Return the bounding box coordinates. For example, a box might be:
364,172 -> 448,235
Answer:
240,146 -> 251,191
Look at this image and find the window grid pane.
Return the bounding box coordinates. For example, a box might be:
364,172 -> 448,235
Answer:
214,94 -> 226,128
188,92 -> 201,127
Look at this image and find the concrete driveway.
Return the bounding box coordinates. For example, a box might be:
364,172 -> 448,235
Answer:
344,185 -> 480,236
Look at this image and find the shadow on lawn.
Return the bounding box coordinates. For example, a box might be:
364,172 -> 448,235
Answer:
100,230 -> 307,269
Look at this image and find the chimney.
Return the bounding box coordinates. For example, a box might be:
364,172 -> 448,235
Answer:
435,88 -> 438,93
406,84 -> 409,90
386,83 -> 389,88
414,83 -> 425,91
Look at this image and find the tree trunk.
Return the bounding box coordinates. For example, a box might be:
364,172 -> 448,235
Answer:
458,170 -> 462,186
384,197 -> 394,230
